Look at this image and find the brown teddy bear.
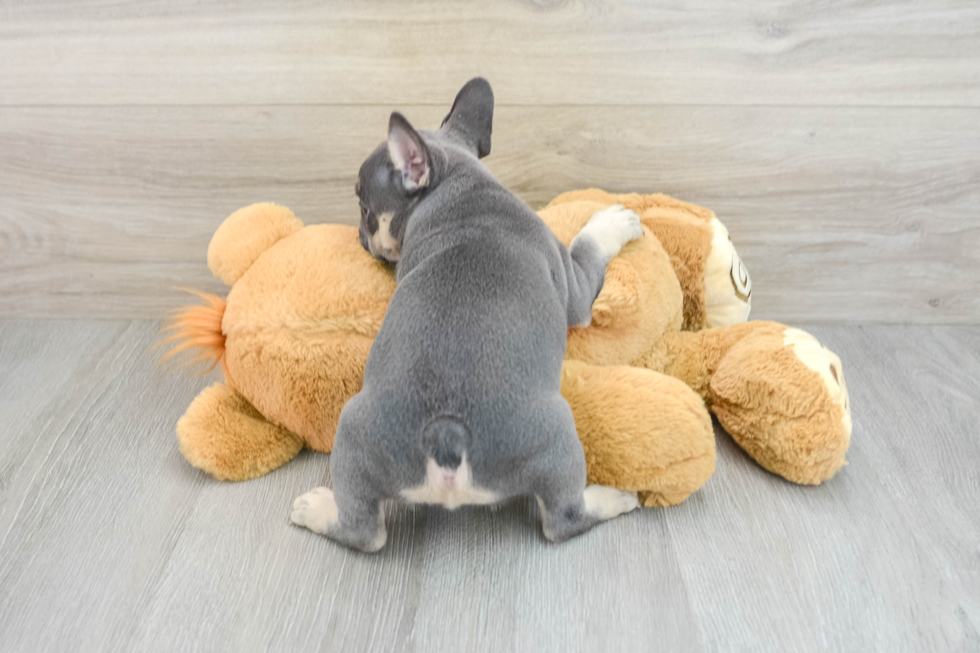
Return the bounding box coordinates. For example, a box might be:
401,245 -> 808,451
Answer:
162,189 -> 851,507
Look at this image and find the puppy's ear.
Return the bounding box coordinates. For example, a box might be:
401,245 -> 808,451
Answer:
439,77 -> 494,158
388,112 -> 431,192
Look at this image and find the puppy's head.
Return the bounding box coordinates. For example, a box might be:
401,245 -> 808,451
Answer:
356,77 -> 494,263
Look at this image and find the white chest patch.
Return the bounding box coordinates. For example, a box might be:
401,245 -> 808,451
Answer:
400,456 -> 497,510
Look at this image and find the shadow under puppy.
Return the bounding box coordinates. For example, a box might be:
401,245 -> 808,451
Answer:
289,78 -> 644,551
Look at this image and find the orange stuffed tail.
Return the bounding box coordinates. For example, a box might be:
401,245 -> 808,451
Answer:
156,290 -> 228,377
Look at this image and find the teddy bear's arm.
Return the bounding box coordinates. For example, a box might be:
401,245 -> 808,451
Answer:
561,360 -> 715,506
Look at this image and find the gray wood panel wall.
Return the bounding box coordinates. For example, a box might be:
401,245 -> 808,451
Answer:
1,1 -> 978,323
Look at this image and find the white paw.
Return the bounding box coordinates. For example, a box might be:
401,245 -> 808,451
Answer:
575,204 -> 644,261
583,485 -> 640,519
289,486 -> 339,534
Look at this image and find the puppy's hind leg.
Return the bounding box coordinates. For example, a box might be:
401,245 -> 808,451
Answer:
289,397 -> 389,552
527,398 -> 639,543
289,486 -> 386,553
536,480 -> 640,544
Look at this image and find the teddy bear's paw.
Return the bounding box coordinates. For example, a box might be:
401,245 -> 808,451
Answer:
583,485 -> 640,519
783,328 -> 852,438
577,204 -> 645,261
289,486 -> 339,534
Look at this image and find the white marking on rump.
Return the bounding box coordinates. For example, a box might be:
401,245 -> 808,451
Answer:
401,455 -> 497,510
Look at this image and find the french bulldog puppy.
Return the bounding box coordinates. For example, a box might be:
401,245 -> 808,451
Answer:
290,78 -> 644,551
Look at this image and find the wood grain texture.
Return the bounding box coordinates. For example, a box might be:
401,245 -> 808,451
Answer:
0,321 -> 978,652
1,0 -> 978,323
2,105 -> 978,322
0,321 -> 214,652
1,0 -> 978,107
669,323 -> 980,652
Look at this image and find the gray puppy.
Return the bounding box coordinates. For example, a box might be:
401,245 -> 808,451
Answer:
289,78 -> 644,552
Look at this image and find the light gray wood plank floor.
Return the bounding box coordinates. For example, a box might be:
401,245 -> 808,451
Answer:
0,321 -> 977,652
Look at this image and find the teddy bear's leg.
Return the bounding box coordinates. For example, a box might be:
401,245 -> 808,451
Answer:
561,360 -> 716,507
710,327 -> 852,484
665,323 -> 852,484
177,383 -> 304,481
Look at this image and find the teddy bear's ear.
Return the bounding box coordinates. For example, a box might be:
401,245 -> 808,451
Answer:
208,203 -> 304,285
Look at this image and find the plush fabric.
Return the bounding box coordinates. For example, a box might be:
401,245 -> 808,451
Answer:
163,191 -> 852,503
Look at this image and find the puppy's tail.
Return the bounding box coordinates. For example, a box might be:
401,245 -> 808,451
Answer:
155,290 -> 229,378
420,416 -> 471,470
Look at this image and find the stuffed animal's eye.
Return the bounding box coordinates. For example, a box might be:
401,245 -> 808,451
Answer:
360,203 -> 368,219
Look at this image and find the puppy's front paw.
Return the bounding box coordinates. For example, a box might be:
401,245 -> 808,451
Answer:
289,486 -> 339,534
578,204 -> 644,260
583,485 -> 640,519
